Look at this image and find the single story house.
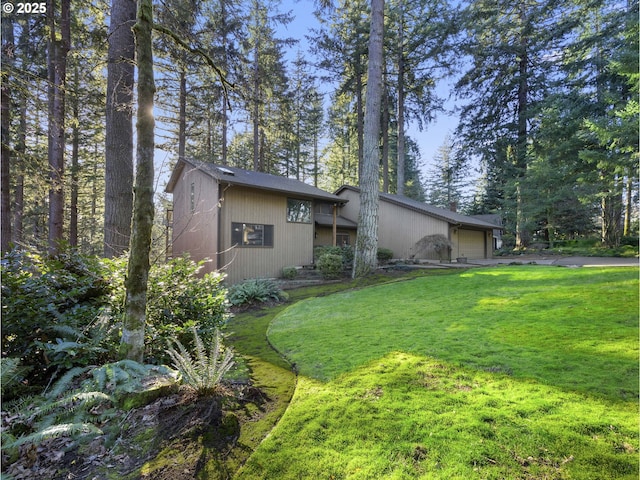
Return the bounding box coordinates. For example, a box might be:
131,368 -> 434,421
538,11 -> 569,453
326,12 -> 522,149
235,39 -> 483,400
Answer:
166,160 -> 499,283
335,186 -> 499,261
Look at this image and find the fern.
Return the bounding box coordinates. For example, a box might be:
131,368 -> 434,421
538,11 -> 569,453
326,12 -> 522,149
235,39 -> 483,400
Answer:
167,327 -> 235,395
7,422 -> 103,449
46,366 -> 92,398
1,357 -> 29,396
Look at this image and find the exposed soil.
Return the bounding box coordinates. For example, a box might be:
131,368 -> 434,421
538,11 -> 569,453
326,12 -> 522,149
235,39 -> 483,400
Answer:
3,383 -> 275,480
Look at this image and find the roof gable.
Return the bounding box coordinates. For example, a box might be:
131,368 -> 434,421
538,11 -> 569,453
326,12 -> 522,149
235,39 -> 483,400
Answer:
335,185 -> 500,230
167,159 -> 344,203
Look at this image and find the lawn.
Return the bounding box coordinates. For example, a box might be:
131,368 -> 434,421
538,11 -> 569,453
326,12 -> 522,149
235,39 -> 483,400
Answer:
235,266 -> 639,479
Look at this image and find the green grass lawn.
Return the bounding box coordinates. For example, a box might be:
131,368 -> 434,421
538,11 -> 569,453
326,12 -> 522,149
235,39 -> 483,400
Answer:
235,266 -> 639,479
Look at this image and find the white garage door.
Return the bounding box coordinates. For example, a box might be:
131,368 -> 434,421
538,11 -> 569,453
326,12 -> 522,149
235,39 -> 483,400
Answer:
458,229 -> 486,259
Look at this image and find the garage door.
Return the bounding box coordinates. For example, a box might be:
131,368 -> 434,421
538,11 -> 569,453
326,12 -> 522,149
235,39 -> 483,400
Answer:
458,229 -> 486,259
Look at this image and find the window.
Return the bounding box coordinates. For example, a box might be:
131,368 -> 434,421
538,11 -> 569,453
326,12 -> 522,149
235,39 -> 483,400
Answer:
190,183 -> 195,213
232,222 -> 274,247
337,232 -> 350,246
287,198 -> 312,223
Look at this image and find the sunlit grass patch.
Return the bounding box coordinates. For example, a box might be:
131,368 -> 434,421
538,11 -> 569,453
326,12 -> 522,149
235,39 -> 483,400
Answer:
237,352 -> 638,479
237,266 -> 639,478
267,266 -> 638,400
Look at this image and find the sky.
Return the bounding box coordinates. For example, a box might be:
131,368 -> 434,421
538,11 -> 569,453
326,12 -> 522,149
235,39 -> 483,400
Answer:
279,0 -> 461,184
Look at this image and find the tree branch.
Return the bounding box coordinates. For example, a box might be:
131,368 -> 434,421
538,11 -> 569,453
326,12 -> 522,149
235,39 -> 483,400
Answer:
152,23 -> 235,111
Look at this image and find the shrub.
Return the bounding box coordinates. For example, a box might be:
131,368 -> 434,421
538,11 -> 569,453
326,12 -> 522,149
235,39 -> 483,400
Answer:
227,279 -> 287,307
282,266 -> 298,280
314,245 -> 354,266
317,253 -> 344,279
1,249 -> 120,389
142,256 -> 229,364
166,327 -> 234,396
376,248 -> 394,263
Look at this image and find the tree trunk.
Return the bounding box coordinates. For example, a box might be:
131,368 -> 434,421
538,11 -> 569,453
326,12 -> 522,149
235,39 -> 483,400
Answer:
69,64 -> 80,248
1,16 -> 13,254
178,67 -> 186,160
353,0 -> 384,279
514,3 -> 529,249
121,0 -> 155,362
47,0 -> 71,255
104,0 -> 136,258
381,81 -> 389,193
396,2 -> 406,196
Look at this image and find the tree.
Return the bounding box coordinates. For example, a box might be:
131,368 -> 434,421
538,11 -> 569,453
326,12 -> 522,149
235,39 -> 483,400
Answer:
104,0 -> 136,258
426,134 -> 468,210
353,0 -> 384,278
120,0 -> 155,362
47,0 -> 71,254
1,16 -> 13,254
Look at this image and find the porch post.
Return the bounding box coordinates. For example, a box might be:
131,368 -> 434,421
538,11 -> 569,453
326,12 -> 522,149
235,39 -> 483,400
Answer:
332,204 -> 337,247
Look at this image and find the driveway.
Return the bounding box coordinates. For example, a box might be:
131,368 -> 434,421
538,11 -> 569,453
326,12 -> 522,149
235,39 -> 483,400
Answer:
468,256 -> 638,267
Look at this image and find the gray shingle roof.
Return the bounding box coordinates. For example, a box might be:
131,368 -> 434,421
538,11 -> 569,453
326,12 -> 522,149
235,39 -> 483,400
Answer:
166,159 -> 344,203
314,213 -> 358,229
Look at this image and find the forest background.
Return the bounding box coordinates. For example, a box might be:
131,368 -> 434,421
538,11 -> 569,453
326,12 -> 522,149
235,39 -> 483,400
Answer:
0,0 -> 638,260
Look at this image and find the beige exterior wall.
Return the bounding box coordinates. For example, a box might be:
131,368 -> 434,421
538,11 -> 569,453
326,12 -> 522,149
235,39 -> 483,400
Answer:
219,186 -> 315,283
338,189 -> 449,259
338,189 -> 492,260
314,227 -> 356,247
171,166 -> 220,274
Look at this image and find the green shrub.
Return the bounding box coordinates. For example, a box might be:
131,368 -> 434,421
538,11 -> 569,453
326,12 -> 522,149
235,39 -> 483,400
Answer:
166,327 -> 234,396
282,266 -> 298,280
143,256 -> 229,364
227,279 -> 287,307
314,245 -> 354,266
376,248 -> 394,263
1,249 -> 121,390
317,253 -> 344,279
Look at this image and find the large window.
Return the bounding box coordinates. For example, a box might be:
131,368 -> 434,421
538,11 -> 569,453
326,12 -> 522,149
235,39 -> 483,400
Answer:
287,198 -> 312,223
232,222 -> 274,247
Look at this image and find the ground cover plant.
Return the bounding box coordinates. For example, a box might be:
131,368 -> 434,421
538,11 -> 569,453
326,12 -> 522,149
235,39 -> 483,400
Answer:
237,266 -> 639,479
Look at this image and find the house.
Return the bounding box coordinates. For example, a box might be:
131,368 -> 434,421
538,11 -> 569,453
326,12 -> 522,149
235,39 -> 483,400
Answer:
165,159 -> 347,284
166,160 -> 499,283
335,186 -> 498,261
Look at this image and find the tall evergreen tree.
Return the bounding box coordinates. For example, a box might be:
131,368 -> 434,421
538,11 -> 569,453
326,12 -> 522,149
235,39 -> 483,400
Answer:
104,0 -> 136,258
353,0 -> 384,278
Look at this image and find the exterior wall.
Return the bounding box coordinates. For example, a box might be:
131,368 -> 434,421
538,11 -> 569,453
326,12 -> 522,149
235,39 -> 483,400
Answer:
338,188 -> 493,260
338,189 -> 450,259
219,186 -> 315,283
171,166 -> 220,274
314,227 -> 356,247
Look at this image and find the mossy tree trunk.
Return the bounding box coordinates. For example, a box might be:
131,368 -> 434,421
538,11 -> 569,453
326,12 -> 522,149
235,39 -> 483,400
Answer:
120,0 -> 155,362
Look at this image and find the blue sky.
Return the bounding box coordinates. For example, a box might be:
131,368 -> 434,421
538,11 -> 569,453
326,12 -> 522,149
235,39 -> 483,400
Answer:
279,0 -> 461,184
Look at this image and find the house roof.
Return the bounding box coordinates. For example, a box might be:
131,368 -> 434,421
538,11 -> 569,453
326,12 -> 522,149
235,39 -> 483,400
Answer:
335,185 -> 501,230
166,159 -> 345,203
314,213 -> 358,229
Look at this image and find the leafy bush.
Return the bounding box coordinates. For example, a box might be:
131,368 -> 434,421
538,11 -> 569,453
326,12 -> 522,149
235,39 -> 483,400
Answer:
227,279 -> 287,307
314,245 -> 354,266
1,249 -> 230,388
142,256 -> 229,364
282,266 -> 298,280
376,248 -> 394,263
167,327 -> 234,396
1,249 -> 120,389
317,253 -> 344,279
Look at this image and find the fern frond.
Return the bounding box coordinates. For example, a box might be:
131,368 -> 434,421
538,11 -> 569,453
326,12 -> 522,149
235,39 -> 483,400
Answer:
166,327 -> 235,395
46,366 -> 91,398
8,423 -> 103,448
